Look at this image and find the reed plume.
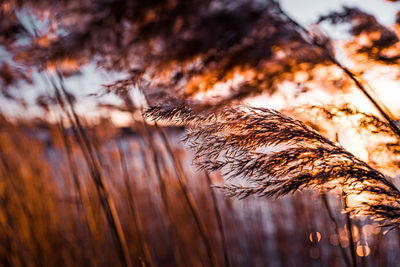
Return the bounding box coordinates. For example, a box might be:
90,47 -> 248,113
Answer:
146,103 -> 400,230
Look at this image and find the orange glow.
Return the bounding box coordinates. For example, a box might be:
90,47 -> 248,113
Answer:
35,31 -> 59,48
361,224 -> 381,236
356,244 -> 371,257
46,63 -> 56,73
188,67 -> 257,99
1,2 -> 11,12
338,227 -> 350,248
309,232 -> 321,243
46,59 -> 80,73
60,59 -> 79,71
36,35 -> 51,47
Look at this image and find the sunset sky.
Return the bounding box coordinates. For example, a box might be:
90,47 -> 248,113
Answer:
1,0 -> 399,125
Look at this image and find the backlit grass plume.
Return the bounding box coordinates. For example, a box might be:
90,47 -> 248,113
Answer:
146,103 -> 400,229
291,104 -> 400,173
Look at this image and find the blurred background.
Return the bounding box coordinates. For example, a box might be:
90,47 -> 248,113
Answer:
1,0 -> 400,266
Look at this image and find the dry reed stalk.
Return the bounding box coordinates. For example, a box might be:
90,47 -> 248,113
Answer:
0,134 -> 43,260
139,119 -> 184,266
0,122 -> 67,266
137,142 -> 169,223
56,119 -> 102,265
56,120 -> 86,209
204,172 -> 231,267
277,5 -> 400,140
343,195 -> 357,267
333,64 -> 400,139
156,124 -> 216,267
69,113 -> 133,267
135,90 -> 216,265
372,232 -> 383,266
287,193 -> 316,265
320,194 -> 352,267
334,132 -> 357,267
270,201 -> 290,266
0,141 -> 30,266
47,72 -> 133,267
117,140 -> 154,267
